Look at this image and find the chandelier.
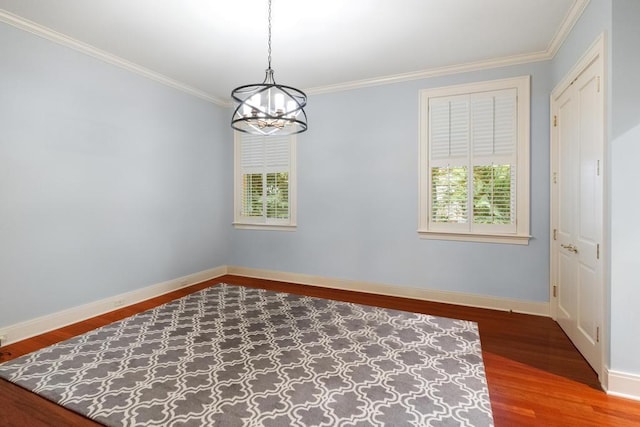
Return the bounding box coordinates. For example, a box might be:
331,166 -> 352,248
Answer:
231,0 -> 308,136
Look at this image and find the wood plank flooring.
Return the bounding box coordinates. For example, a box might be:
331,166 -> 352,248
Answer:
1,275 -> 639,426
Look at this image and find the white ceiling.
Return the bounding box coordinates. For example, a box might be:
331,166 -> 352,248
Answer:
0,0 -> 586,104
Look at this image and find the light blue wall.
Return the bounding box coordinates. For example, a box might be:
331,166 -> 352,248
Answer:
611,0 -> 640,140
0,22 -> 231,328
610,0 -> 640,375
610,123 -> 640,375
229,61 -> 553,302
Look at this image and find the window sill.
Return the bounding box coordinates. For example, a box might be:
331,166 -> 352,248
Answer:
233,222 -> 297,231
418,230 -> 530,245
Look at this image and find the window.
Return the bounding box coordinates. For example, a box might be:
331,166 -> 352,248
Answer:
234,132 -> 296,230
419,76 -> 530,244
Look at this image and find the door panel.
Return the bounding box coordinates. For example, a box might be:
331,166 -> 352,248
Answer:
558,251 -> 576,322
578,264 -> 597,344
555,89 -> 577,329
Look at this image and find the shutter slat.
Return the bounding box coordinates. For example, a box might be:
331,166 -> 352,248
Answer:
431,166 -> 468,224
430,100 -> 451,160
241,134 -> 290,168
264,136 -> 290,168
494,93 -> 516,155
450,100 -> 469,158
472,164 -> 515,225
241,134 -> 264,168
471,90 -> 517,157
471,98 -> 494,156
430,98 -> 469,160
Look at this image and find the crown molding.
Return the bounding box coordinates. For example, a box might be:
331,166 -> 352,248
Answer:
305,51 -> 550,95
2,0 -> 590,102
545,0 -> 590,57
0,9 -> 227,106
305,0 -> 590,96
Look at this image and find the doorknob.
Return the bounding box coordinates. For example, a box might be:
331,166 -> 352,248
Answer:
560,243 -> 579,254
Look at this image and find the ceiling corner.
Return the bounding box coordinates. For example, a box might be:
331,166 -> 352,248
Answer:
545,0 -> 591,59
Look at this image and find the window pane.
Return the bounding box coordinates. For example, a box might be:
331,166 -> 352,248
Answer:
431,166 -> 468,223
266,172 -> 289,219
473,164 -> 514,224
242,173 -> 263,217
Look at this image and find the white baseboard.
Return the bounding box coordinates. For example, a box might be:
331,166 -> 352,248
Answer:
605,367 -> 640,401
6,264 -> 638,401
0,266 -> 228,347
0,265 -> 550,349
226,266 -> 550,316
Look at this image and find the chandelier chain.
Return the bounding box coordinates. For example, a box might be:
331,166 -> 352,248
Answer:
267,0 -> 272,70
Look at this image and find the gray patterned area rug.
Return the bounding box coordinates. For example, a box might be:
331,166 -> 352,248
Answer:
0,284 -> 493,426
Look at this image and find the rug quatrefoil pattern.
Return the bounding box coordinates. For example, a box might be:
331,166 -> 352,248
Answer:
0,284 -> 494,426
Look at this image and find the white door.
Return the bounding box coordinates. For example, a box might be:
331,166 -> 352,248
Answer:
551,38 -> 604,377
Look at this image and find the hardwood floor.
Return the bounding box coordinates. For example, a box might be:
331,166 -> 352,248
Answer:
1,275 -> 639,426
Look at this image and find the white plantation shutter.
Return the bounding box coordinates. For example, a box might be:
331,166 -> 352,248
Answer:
470,97 -> 494,156
473,165 -> 515,226
236,133 -> 295,227
429,100 -> 451,160
470,89 -> 517,231
264,137 -> 289,170
424,84 -> 523,236
239,134 -> 265,218
241,134 -> 290,172
431,166 -> 468,224
471,90 -> 516,157
429,97 -> 469,160
493,91 -> 517,156
420,76 -> 529,243
240,134 -> 264,169
429,97 -> 470,226
450,100 -> 470,158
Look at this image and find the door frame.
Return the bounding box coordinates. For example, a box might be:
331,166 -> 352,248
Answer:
550,33 -> 607,382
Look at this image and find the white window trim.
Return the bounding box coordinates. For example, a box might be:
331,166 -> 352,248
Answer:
233,132 -> 297,231
418,76 -> 531,245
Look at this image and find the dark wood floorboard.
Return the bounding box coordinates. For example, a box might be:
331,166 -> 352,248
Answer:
1,275 -> 639,426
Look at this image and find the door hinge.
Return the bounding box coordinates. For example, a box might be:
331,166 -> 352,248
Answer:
553,115 -> 558,127
596,326 -> 600,343
597,160 -> 600,176
553,285 -> 557,298
597,76 -> 601,93
597,243 -> 600,260
553,172 -> 557,184
553,229 -> 557,240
